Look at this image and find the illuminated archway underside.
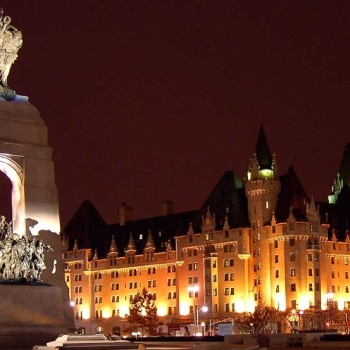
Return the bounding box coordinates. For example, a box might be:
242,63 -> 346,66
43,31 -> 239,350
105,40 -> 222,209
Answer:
0,154 -> 24,234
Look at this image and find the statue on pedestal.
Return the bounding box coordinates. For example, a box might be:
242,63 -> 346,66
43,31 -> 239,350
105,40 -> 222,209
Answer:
0,216 -> 53,283
0,7 -> 22,101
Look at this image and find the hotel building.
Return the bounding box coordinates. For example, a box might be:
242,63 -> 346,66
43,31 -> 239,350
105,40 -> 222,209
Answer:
62,125 -> 350,333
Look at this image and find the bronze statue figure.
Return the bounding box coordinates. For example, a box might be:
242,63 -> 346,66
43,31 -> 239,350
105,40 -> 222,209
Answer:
0,7 -> 22,101
0,216 -> 53,283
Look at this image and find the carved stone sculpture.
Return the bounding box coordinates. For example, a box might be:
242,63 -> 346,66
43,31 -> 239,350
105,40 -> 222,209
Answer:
0,216 -> 53,283
0,7 -> 22,101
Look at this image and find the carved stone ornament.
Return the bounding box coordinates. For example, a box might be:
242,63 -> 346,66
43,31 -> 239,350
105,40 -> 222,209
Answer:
0,216 -> 53,283
0,7 -> 22,101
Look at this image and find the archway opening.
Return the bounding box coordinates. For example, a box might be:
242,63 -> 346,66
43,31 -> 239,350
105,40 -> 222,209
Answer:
0,171 -> 12,221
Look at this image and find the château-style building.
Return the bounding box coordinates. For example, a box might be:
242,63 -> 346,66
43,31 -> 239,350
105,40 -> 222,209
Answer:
62,125 -> 350,334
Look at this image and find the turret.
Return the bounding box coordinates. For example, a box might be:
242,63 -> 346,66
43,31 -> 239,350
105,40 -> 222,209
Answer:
244,125 -> 281,226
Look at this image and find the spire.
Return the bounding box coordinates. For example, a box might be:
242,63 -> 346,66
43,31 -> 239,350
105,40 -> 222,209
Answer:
223,214 -> 230,231
255,124 -> 273,170
73,239 -> 78,250
328,173 -> 343,204
61,233 -> 68,252
287,206 -> 296,223
145,229 -> 155,249
271,212 -> 277,225
126,232 -> 136,251
306,195 -> 320,227
247,125 -> 276,181
93,248 -> 98,260
331,228 -> 337,242
187,221 -> 194,235
108,235 -> 118,255
202,206 -> 215,226
248,153 -> 260,180
166,239 -> 172,251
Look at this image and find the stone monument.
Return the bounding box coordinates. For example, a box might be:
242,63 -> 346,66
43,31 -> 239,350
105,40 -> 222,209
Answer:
0,7 -> 74,349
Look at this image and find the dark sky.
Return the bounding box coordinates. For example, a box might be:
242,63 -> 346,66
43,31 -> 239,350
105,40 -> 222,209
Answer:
1,1 -> 350,228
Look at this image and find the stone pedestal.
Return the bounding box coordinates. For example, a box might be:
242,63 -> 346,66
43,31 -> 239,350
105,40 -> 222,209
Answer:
0,284 -> 70,349
0,99 -> 74,338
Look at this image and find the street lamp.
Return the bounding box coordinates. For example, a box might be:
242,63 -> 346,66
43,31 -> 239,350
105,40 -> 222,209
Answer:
326,292 -> 334,328
194,306 -> 208,336
197,305 -> 208,329
299,310 -> 304,331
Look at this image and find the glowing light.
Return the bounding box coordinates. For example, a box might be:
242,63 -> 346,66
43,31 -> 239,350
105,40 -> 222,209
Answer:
119,305 -> 129,318
235,300 -> 245,313
299,296 -> 310,311
69,300 -> 75,307
82,308 -> 90,319
179,303 -> 190,316
260,169 -> 272,179
102,308 -> 112,318
201,306 -> 208,313
157,305 -> 167,317
188,285 -> 199,293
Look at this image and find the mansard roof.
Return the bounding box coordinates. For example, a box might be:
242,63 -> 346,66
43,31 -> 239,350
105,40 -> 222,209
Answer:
63,200 -> 107,255
63,200 -> 197,258
255,124 -> 273,170
192,170 -> 249,231
106,210 -> 198,257
62,170 -> 251,258
275,166 -> 309,221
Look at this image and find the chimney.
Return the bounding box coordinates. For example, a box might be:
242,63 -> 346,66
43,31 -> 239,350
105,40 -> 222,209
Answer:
161,200 -> 174,216
119,203 -> 132,226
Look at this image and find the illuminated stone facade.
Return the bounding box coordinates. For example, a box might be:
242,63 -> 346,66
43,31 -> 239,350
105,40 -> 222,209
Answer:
62,125 -> 350,334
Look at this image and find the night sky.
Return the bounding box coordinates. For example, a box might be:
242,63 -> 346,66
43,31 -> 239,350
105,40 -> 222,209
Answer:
0,1 -> 350,228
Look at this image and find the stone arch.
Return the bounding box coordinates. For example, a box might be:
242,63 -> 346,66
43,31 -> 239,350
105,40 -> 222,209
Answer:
0,154 -> 25,235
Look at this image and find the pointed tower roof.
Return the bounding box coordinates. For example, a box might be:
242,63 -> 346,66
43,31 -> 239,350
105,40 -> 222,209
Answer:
338,143 -> 350,188
275,166 -> 309,221
255,124 -> 273,170
63,200 -> 107,256
192,170 -> 249,230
